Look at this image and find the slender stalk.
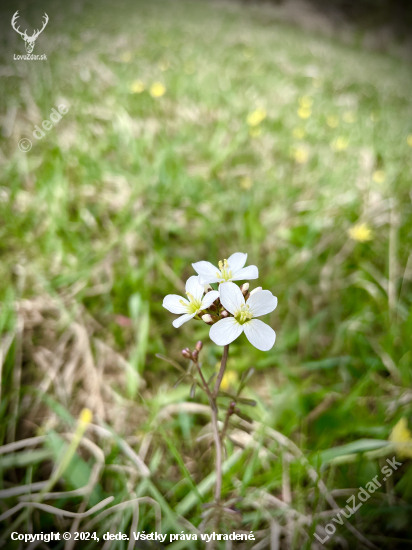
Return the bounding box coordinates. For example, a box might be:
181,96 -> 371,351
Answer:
195,363 -> 213,401
211,406 -> 222,502
192,345 -> 230,549
211,344 -> 229,502
213,344 -> 229,398
194,345 -> 229,504
220,401 -> 235,444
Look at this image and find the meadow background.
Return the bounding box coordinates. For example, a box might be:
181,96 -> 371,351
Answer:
1,0 -> 412,548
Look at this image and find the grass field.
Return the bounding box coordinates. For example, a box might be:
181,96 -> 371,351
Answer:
1,0 -> 412,548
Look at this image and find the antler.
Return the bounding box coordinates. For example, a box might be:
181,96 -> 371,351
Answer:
11,11 -> 27,38
31,13 -> 49,40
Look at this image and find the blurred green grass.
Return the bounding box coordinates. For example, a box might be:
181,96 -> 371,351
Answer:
1,0 -> 412,547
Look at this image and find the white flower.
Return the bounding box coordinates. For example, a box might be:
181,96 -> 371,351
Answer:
192,252 -> 258,285
209,282 -> 277,351
163,276 -> 219,328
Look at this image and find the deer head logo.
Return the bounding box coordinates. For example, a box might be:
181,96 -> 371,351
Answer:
11,11 -> 49,54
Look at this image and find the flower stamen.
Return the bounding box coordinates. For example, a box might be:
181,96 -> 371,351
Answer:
217,258 -> 233,282
179,295 -> 202,314
235,304 -> 253,325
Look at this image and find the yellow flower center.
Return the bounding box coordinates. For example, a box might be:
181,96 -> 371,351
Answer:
180,292 -> 202,314
216,259 -> 233,282
235,304 -> 253,325
247,108 -> 266,127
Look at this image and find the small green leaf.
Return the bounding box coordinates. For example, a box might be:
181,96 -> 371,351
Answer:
237,398 -> 257,407
156,353 -> 186,374
218,390 -> 236,399
173,375 -> 187,388
315,439 -> 389,465
237,367 -> 255,394
234,409 -> 253,423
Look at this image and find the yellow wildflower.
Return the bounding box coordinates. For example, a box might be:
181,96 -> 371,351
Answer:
55,409 -> 93,479
293,127 -> 306,139
372,170 -> 385,184
291,147 -> 309,164
299,96 -> 313,108
407,134 -> 412,147
389,417 -> 412,459
150,82 -> 166,98
348,222 -> 373,242
130,80 -> 145,94
120,51 -> 132,63
79,408 -> 93,425
343,111 -> 357,123
220,370 -> 238,391
331,137 -> 349,152
240,177 -> 253,190
247,108 -> 267,127
298,107 -> 311,119
327,115 -> 339,128
249,127 -> 262,138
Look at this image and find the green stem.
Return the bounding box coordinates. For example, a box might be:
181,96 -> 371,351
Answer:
211,345 -> 229,502
213,344 -> 229,398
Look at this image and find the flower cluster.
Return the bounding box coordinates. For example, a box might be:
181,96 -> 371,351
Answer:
163,253 -> 277,351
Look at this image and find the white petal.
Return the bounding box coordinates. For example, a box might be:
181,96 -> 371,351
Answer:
185,275 -> 204,301
249,286 -> 262,295
246,290 -> 278,317
163,294 -> 189,314
209,317 -> 243,346
219,282 -> 244,315
172,312 -> 196,328
199,290 -> 220,310
243,319 -> 276,351
192,261 -> 221,285
231,265 -> 259,281
227,252 -> 247,272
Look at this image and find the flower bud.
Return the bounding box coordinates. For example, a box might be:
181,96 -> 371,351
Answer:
195,341 -> 203,351
240,283 -> 249,296
220,309 -> 229,318
203,284 -> 212,293
182,349 -> 192,359
192,349 -> 199,361
202,314 -> 219,325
